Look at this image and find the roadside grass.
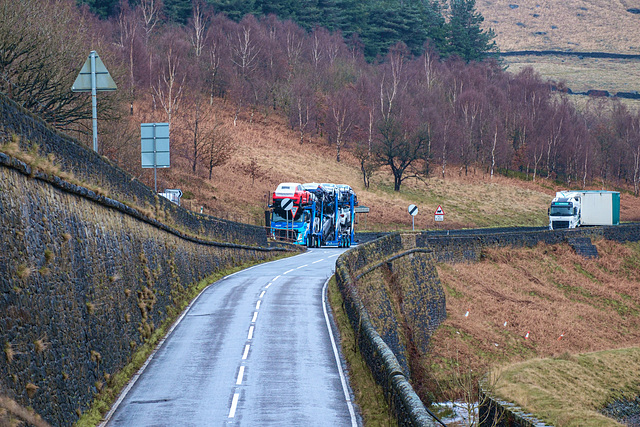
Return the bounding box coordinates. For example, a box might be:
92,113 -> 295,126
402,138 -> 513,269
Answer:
490,347 -> 640,426
75,254 -> 295,427
327,276 -> 396,427
421,239 -> 640,416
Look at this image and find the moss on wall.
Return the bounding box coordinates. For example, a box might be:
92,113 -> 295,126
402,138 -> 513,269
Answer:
0,164 -> 288,426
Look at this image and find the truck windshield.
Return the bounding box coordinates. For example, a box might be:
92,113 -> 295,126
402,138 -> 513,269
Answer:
272,211 -> 310,223
550,205 -> 573,216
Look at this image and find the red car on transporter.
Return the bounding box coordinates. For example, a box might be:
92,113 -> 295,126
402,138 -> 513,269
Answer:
273,182 -> 312,206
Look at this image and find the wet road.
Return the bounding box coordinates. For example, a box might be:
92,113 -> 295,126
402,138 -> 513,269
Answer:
103,248 -> 359,426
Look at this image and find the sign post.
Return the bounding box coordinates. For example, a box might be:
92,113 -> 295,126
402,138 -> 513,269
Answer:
281,198 -> 293,240
141,123 -> 170,193
72,51 -> 117,153
408,204 -> 418,231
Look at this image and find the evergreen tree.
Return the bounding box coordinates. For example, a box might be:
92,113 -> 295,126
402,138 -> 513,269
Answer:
164,0 -> 193,24
207,0 -> 258,21
445,0 -> 496,61
77,0 -> 119,19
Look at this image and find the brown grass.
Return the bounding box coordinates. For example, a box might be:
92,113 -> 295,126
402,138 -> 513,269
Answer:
476,0 -> 640,111
124,97 -> 640,232
422,240 -> 640,403
491,347 -> 640,426
476,0 -> 640,54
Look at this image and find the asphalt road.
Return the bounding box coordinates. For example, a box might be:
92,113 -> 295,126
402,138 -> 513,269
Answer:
102,248 -> 360,426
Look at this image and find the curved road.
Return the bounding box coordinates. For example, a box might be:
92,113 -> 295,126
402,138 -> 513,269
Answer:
103,248 -> 360,426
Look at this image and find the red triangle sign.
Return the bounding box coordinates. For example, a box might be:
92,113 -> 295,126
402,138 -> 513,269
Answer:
435,205 -> 444,215
291,207 -> 299,218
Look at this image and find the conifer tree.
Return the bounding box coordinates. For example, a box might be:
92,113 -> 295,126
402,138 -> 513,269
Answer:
445,0 -> 496,61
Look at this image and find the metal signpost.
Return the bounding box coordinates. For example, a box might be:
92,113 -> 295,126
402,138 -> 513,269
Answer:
281,198 -> 293,240
72,51 -> 117,153
408,204 -> 418,231
141,123 -> 170,193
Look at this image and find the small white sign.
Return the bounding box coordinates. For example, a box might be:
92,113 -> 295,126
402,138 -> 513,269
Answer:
435,205 -> 444,222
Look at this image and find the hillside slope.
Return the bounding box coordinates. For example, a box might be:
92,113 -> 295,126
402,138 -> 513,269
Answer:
127,98 -> 640,231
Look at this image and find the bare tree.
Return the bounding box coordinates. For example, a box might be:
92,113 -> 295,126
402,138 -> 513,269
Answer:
204,116 -> 234,179
326,89 -> 354,162
152,31 -> 188,124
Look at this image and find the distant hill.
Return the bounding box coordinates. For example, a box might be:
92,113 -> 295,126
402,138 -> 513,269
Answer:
476,0 -> 640,101
476,0 -> 640,54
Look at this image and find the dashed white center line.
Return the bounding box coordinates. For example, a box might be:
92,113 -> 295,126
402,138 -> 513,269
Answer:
283,269 -> 295,275
259,290 -> 266,298
242,345 -> 250,360
329,254 -> 339,258
255,300 -> 261,310
312,259 -> 324,264
265,282 -> 273,289
296,264 -> 308,269
272,275 -> 281,281
252,312 -> 258,323
236,366 -> 245,385
247,326 -> 254,340
228,393 -> 240,418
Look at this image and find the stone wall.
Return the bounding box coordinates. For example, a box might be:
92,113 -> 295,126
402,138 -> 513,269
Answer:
0,155 -> 293,426
0,92 -> 266,246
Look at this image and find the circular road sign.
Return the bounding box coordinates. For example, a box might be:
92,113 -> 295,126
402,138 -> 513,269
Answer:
281,198 -> 294,211
408,204 -> 418,216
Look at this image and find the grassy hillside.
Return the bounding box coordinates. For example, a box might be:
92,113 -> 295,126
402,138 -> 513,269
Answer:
476,0 -> 640,109
424,240 -> 640,423
128,98 -> 640,232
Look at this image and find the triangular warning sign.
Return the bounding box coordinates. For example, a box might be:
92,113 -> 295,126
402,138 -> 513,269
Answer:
435,205 -> 445,215
291,207 -> 299,218
72,51 -> 117,92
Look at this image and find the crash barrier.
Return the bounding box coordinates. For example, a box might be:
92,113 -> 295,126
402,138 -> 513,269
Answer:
0,92 -> 266,246
0,150 -> 300,425
337,225 -> 640,426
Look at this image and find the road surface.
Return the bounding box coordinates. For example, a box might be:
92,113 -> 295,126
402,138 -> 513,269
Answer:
103,247 -> 360,426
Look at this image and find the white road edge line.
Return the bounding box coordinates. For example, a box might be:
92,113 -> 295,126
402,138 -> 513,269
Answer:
322,276 -> 358,427
228,393 -> 240,418
98,277 -> 214,426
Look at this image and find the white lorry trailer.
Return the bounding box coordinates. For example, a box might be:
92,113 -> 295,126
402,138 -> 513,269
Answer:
548,190 -> 620,230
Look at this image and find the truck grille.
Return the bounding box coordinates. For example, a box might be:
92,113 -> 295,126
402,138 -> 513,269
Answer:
273,229 -> 298,241
552,220 -> 570,229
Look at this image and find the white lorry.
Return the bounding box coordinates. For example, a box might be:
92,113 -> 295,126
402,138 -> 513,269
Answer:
548,190 -> 620,230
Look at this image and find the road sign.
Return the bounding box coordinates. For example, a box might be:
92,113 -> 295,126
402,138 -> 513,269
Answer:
435,205 -> 445,222
72,51 -> 117,92
408,204 -> 418,231
281,198 -> 293,211
354,206 -> 370,214
72,50 -> 117,153
141,122 -> 170,193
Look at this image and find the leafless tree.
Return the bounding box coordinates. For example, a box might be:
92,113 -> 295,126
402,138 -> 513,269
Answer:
204,116 -> 234,180
152,30 -> 188,124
